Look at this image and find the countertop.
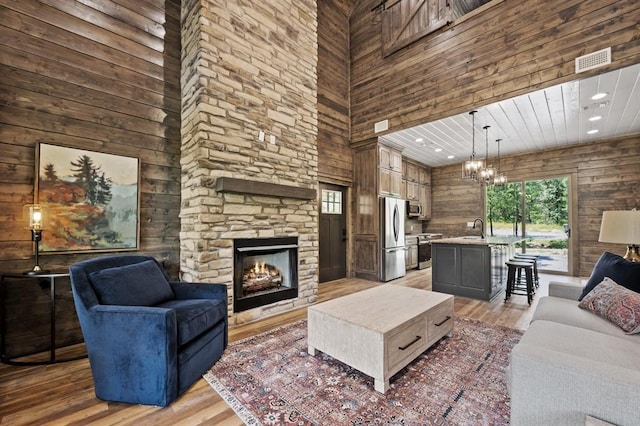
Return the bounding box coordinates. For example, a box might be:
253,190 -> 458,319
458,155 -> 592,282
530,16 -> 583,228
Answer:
431,236 -> 524,246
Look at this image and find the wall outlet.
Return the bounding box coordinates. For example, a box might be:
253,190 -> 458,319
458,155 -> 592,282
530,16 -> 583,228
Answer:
467,221 -> 475,228
269,135 -> 276,144
258,130 -> 265,142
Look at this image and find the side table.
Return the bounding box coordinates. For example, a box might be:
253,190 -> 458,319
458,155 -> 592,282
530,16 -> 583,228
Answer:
0,272 -> 86,365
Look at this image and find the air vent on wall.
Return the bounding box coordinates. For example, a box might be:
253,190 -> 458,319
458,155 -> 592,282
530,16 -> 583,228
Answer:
575,47 -> 611,74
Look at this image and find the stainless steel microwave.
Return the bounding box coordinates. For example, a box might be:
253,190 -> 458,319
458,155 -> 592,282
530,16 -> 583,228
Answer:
407,201 -> 422,217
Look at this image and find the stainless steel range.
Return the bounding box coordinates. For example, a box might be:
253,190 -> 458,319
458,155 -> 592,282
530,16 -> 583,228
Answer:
417,233 -> 442,269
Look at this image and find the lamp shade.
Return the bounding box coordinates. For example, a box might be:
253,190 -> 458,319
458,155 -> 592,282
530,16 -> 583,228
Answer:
598,210 -> 640,245
23,204 -> 47,231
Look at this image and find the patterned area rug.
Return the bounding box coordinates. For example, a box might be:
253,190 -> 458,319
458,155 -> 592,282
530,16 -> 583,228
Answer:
204,317 -> 523,425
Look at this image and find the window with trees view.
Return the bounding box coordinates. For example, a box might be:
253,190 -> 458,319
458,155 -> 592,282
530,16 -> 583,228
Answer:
487,177 -> 570,273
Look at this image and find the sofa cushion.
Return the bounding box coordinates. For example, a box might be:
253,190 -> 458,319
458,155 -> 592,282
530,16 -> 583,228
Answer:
579,277 -> 640,334
532,296 -> 639,342
89,259 -> 175,306
579,252 -> 640,301
517,320 -> 640,372
510,320 -> 640,426
157,299 -> 226,346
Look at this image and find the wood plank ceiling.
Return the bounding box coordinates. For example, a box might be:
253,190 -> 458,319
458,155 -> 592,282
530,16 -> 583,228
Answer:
382,62 -> 640,167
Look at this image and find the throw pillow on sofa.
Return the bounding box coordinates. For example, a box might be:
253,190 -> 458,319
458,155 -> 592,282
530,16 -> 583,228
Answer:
578,276 -> 640,334
578,252 -> 640,301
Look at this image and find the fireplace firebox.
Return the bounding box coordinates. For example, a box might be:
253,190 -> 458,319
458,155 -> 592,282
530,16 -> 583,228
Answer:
233,237 -> 298,312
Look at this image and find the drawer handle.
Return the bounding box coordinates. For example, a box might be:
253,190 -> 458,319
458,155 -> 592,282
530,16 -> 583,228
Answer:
398,335 -> 421,350
434,316 -> 451,327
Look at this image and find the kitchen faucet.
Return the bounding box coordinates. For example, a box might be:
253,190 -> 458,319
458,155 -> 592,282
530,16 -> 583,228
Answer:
473,218 -> 485,239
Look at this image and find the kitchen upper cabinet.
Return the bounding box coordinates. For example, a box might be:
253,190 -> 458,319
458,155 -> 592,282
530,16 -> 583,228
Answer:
406,162 -> 419,182
379,144 -> 402,172
419,167 -> 431,185
402,159 -> 431,218
379,167 -> 402,197
378,143 -> 403,197
406,181 -> 419,201
419,183 -> 431,219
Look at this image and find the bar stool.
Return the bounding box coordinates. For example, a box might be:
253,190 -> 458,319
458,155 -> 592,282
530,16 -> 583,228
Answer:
514,253 -> 540,288
512,256 -> 537,292
505,260 -> 535,305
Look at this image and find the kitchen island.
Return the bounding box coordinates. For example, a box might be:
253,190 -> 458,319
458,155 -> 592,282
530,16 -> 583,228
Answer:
431,236 -> 523,301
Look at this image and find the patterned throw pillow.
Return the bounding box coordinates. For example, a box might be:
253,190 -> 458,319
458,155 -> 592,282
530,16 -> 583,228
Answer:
578,277 -> 640,334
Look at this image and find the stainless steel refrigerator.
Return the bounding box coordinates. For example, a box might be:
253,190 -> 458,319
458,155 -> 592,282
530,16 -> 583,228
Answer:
380,196 -> 406,281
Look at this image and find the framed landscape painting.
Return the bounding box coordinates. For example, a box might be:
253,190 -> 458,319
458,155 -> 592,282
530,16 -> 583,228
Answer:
36,143 -> 140,253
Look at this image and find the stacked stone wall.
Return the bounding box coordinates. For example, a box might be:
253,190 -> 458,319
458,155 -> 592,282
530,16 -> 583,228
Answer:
180,0 -> 319,324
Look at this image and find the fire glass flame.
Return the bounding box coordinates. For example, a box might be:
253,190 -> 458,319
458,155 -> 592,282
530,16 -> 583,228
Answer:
243,259 -> 283,296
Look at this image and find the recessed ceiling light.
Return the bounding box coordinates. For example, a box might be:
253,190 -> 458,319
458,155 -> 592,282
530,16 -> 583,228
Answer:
588,115 -> 602,121
591,92 -> 607,100
587,129 -> 599,135
415,138 -> 424,143
434,148 -> 442,152
447,155 -> 455,159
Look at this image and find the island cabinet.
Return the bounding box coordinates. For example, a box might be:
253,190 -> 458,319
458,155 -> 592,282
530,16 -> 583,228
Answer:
431,238 -> 517,301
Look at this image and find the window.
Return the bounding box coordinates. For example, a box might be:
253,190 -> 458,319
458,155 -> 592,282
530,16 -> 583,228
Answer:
451,0 -> 493,20
321,190 -> 342,214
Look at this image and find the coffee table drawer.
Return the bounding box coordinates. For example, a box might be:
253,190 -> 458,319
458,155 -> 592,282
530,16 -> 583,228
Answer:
387,316 -> 428,373
427,298 -> 454,341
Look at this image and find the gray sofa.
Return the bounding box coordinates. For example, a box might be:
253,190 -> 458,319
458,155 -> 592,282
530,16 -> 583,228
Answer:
508,281 -> 640,426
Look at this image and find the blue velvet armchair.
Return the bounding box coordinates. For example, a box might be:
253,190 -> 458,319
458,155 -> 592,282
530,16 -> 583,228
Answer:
69,255 -> 228,406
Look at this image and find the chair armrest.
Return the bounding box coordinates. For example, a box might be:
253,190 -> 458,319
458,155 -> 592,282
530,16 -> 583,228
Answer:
170,281 -> 228,301
87,305 -> 177,348
548,281 -> 584,300
84,305 -> 179,406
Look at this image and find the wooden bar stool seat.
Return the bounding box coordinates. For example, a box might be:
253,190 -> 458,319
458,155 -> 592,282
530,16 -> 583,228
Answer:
514,253 -> 540,288
504,260 -> 535,305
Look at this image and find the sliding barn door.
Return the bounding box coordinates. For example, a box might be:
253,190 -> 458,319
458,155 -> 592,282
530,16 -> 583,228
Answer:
382,0 -> 451,57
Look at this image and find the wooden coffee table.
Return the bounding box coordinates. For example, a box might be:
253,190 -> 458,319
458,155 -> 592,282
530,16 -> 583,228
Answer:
307,284 -> 454,393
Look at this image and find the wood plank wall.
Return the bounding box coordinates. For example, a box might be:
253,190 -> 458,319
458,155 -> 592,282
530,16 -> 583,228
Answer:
349,0 -> 640,143
0,0 -> 181,357
426,136 -> 640,277
317,0 -> 352,185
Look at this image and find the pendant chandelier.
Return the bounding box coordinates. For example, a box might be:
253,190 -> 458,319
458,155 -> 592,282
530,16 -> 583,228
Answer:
493,138 -> 508,186
462,110 -> 484,181
479,125 -> 495,185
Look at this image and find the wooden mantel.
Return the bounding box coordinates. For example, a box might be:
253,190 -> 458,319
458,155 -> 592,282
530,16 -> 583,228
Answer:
215,177 -> 317,200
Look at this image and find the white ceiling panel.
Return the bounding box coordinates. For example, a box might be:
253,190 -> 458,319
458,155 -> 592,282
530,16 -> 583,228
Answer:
382,62 -> 640,167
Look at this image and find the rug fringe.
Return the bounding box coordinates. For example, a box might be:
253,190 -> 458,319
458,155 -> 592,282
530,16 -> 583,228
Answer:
203,370 -> 262,425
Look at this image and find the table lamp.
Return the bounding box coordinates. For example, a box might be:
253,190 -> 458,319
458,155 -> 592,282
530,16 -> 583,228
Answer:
24,204 -> 50,275
598,209 -> 640,262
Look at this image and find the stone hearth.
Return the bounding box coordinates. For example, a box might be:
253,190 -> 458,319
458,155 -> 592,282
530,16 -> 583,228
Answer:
179,0 -> 319,325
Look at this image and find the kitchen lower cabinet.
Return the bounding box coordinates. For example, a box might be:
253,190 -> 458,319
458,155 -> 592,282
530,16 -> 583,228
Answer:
405,244 -> 418,270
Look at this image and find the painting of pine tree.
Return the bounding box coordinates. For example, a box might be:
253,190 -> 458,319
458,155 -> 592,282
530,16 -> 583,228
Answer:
37,143 -> 139,252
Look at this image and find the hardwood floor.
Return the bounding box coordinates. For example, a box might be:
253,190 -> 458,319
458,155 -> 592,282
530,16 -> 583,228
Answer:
0,269 -> 580,425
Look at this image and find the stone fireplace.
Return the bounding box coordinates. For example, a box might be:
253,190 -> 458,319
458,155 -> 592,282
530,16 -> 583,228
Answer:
179,0 -> 319,325
233,237 -> 298,312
